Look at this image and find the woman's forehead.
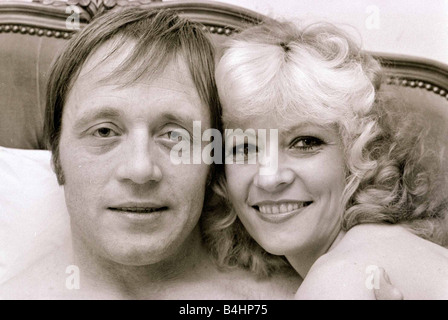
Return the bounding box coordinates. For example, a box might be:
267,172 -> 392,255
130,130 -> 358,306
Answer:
223,111 -> 336,132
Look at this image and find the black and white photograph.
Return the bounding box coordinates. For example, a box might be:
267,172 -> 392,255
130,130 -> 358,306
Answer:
0,0 -> 447,304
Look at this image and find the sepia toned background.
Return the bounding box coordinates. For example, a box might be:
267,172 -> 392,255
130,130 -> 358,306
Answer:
6,0 -> 448,65
176,0 -> 448,65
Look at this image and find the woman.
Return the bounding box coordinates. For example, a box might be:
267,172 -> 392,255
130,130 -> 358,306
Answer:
203,20 -> 448,299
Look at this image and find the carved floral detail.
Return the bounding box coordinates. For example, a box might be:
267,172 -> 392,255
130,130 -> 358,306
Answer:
34,0 -> 160,18
5,1 -> 235,39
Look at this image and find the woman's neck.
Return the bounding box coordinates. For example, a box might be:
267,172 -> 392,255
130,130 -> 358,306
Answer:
285,229 -> 346,278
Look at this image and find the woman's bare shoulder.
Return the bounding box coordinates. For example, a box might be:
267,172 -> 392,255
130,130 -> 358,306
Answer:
295,247 -> 375,299
338,223 -> 448,261
316,223 -> 448,299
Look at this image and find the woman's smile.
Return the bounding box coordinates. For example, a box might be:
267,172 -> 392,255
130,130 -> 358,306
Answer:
251,200 -> 314,223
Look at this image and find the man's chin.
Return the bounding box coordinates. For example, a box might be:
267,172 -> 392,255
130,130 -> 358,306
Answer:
100,244 -> 176,266
73,233 -> 176,267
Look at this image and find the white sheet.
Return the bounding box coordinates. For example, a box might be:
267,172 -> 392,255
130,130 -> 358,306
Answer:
0,147 -> 70,284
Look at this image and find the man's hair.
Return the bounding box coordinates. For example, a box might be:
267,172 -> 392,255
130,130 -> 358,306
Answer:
203,19 -> 448,277
44,7 -> 221,184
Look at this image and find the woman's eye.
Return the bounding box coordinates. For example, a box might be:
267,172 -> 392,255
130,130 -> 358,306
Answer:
232,143 -> 258,157
291,136 -> 323,150
93,127 -> 118,138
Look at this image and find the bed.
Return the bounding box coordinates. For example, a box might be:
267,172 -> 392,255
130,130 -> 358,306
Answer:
0,0 -> 447,283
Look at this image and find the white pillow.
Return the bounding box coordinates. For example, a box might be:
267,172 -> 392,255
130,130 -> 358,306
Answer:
0,147 -> 70,284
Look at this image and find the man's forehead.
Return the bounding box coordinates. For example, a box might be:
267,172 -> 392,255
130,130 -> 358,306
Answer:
77,38 -> 132,79
74,38 -> 195,93
63,43 -> 210,125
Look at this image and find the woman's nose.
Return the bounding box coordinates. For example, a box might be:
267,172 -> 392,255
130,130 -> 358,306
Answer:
116,136 -> 163,185
253,167 -> 295,193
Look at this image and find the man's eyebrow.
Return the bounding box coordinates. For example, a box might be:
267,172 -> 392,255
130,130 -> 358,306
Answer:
74,107 -> 122,129
160,112 -> 200,129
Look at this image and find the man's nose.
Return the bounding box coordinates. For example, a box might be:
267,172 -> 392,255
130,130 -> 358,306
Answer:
253,167 -> 295,193
116,136 -> 162,184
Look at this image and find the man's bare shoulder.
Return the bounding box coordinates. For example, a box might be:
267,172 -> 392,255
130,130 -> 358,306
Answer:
0,249 -> 302,300
0,248 -> 75,300
200,265 -> 301,300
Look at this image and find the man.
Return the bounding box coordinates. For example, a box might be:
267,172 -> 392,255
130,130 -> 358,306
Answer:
0,7 -> 301,299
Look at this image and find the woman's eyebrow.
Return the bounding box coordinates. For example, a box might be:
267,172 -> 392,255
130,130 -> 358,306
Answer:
73,107 -> 122,130
282,122 -> 335,134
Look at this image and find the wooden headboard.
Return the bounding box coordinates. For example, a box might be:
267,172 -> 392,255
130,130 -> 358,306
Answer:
1,0 -> 447,149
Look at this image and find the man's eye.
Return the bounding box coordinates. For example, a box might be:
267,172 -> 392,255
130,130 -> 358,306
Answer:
93,127 -> 118,138
291,136 -> 323,151
167,131 -> 183,142
163,130 -> 190,142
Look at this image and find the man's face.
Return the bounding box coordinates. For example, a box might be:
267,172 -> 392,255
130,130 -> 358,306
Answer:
58,41 -> 211,265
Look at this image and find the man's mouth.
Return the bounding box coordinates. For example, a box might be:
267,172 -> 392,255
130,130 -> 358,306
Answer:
108,207 -> 168,214
253,201 -> 312,214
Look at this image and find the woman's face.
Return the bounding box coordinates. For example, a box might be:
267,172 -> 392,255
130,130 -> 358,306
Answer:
224,114 -> 346,258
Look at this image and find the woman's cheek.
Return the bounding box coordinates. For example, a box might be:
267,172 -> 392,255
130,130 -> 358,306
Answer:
225,165 -> 250,200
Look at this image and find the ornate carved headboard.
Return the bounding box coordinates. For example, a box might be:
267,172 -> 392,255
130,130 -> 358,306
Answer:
1,0 -> 447,149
